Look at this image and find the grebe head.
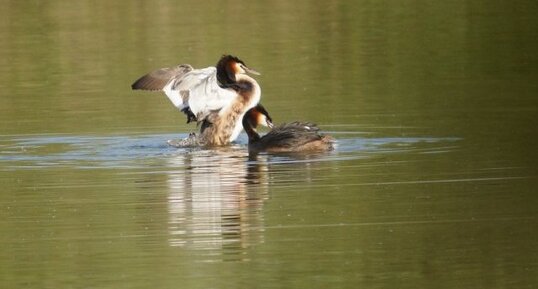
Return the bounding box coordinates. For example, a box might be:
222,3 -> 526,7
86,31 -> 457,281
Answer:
242,104 -> 273,143
216,55 -> 260,88
246,104 -> 274,129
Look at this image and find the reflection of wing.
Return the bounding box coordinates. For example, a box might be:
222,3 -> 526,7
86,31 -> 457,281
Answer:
165,150 -> 268,254
131,64 -> 193,91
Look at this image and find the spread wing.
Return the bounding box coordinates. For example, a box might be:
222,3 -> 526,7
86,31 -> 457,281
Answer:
132,65 -> 237,123
165,67 -> 237,121
131,64 -> 193,91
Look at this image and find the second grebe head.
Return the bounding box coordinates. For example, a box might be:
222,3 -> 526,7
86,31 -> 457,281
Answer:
216,55 -> 260,88
246,104 -> 274,129
242,104 -> 273,143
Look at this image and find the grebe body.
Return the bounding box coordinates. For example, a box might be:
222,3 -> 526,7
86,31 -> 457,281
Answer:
242,106 -> 335,153
132,55 -> 261,145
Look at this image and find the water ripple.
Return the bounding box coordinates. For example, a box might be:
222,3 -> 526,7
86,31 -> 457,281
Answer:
0,133 -> 459,170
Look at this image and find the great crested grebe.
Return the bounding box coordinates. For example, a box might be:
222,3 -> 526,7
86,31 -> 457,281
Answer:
242,105 -> 335,153
132,55 -> 262,145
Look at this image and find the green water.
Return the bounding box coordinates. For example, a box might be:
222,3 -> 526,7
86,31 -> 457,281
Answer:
1,1 -> 537,288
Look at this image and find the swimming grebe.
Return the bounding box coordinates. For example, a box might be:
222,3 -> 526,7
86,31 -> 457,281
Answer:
132,55 -> 262,145
242,106 -> 335,153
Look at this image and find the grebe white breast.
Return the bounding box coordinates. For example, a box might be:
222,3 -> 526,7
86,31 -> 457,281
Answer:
132,55 -> 262,145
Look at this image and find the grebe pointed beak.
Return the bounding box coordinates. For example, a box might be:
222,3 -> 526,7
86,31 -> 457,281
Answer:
266,119 -> 274,128
242,65 -> 261,75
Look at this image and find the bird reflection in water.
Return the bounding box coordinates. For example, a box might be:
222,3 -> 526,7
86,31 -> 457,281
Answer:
165,147 -> 269,261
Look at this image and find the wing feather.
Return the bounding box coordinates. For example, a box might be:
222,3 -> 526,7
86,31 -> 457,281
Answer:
131,64 -> 193,90
133,64 -> 237,123
170,67 -> 237,120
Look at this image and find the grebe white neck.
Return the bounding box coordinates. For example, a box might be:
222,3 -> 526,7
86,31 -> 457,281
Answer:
227,74 -> 261,142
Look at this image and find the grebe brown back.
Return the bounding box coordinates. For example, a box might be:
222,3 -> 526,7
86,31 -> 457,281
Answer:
242,106 -> 335,153
132,55 -> 262,145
